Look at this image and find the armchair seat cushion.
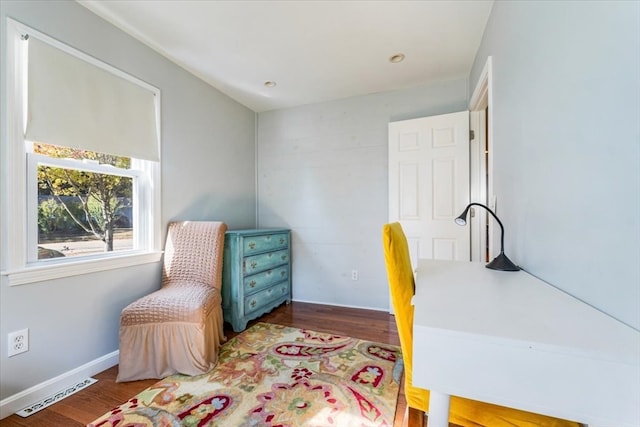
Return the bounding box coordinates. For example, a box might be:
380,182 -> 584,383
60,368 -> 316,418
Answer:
120,286 -> 221,325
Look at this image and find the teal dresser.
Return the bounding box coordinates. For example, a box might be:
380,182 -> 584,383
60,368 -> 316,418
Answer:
221,229 -> 291,332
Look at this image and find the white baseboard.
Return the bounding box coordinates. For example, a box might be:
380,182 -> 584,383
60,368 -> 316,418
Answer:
0,351 -> 119,420
291,298 -> 389,313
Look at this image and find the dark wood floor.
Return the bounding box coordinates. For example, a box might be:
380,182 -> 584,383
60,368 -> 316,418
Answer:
0,302 -> 416,427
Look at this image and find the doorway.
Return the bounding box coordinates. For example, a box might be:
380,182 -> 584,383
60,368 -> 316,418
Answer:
469,56 -> 493,263
386,57 -> 494,313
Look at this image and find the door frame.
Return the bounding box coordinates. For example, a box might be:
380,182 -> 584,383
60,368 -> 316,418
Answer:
469,56 -> 493,262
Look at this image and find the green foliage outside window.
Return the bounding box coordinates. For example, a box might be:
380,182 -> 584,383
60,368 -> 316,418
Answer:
35,143 -> 133,254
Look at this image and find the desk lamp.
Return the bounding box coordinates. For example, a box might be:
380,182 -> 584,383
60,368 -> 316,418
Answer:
455,202 -> 520,271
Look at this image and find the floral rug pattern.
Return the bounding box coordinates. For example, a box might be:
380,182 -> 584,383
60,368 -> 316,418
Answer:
88,322 -> 403,427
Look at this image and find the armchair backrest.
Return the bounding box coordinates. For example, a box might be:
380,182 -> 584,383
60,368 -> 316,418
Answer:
162,221 -> 227,290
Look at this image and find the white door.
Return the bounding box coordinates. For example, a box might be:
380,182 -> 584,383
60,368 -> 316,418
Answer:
388,111 -> 470,270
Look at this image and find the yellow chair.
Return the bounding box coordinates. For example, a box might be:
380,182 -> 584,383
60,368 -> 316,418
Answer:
382,222 -> 581,427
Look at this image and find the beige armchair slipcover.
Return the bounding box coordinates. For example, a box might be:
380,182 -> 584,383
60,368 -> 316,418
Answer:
117,221 -> 227,382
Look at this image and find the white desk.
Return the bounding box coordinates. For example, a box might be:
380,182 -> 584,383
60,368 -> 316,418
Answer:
412,259 -> 640,427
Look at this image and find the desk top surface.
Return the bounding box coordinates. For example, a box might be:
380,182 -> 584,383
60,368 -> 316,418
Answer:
413,259 -> 640,365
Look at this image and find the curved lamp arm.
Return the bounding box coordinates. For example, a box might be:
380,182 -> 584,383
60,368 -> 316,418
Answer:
455,202 -> 519,271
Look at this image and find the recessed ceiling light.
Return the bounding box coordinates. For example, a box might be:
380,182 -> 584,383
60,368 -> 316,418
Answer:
264,81 -> 277,88
389,53 -> 405,63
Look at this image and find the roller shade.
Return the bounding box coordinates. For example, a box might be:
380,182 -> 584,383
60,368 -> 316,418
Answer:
25,37 -> 159,161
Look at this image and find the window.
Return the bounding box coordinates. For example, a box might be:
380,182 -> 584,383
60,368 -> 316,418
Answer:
29,143 -> 136,261
1,19 -> 162,285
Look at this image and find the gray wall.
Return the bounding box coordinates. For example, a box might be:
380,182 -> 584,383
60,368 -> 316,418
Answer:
0,1 -> 256,400
257,79 -> 468,309
469,1 -> 639,329
2,0 -> 637,411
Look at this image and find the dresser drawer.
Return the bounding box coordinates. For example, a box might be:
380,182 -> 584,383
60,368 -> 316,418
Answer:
243,249 -> 289,275
244,283 -> 289,315
243,232 -> 289,255
244,265 -> 289,295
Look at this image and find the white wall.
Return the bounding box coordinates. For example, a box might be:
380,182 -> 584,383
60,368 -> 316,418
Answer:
0,0 -> 256,404
257,79 -> 468,310
469,1 -> 640,329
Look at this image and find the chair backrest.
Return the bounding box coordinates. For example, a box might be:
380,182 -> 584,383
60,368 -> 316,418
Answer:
162,221 -> 227,289
382,222 -> 429,410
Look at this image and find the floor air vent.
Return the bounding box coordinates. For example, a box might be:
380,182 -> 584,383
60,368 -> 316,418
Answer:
16,377 -> 98,417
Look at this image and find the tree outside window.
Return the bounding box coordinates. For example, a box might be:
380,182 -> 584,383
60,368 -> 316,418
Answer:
34,142 -> 134,259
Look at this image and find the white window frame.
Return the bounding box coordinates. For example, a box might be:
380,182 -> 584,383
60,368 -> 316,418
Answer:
1,18 -> 162,286
27,153 -> 145,262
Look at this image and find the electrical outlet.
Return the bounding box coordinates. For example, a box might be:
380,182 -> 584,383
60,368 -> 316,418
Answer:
351,270 -> 359,281
8,328 -> 29,357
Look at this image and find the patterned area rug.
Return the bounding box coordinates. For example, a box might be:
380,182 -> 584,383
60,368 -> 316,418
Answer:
89,322 -> 403,427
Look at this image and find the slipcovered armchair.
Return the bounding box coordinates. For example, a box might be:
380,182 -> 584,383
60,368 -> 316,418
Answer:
382,222 -> 580,427
117,221 -> 227,382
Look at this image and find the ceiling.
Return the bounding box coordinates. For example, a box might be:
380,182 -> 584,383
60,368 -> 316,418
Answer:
78,0 -> 493,113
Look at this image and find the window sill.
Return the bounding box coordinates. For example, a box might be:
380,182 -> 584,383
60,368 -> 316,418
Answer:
1,251 -> 163,286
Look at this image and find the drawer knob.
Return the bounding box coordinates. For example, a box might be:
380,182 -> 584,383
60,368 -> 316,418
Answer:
280,270 -> 286,277
250,300 -> 256,308
249,280 -> 256,288
248,241 -> 256,249
250,261 -> 258,269
279,238 -> 285,244
281,255 -> 287,261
